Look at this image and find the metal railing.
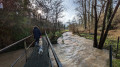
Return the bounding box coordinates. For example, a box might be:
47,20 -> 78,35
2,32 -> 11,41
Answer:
109,36 -> 120,67
11,40 -> 35,67
105,36 -> 120,67
44,36 -> 54,67
109,45 -> 112,67
45,31 -> 62,67
116,37 -> 119,57
0,35 -> 34,67
0,35 -> 32,53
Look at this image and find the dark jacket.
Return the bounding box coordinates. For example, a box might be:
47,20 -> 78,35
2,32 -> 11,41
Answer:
33,27 -> 41,39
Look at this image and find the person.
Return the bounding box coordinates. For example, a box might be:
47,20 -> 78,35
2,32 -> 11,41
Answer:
33,26 -> 42,46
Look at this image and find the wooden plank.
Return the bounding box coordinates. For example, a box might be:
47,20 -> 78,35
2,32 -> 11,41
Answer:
24,37 -> 50,67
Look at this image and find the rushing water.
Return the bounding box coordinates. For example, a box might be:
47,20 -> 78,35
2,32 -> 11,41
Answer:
50,32 -> 109,67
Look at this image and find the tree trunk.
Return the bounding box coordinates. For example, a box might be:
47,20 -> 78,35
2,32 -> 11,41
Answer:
84,0 -> 87,29
91,0 -> 94,30
88,0 -> 91,33
98,0 -> 110,49
98,1 -> 120,49
106,0 -> 113,28
93,0 -> 98,48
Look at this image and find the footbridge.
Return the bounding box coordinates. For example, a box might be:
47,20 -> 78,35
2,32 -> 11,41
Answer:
0,32 -> 62,67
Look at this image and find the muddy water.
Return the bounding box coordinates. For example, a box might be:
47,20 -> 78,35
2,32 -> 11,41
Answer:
50,32 -> 109,67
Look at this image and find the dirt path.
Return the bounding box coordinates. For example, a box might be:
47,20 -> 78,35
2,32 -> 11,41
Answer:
51,32 -> 109,67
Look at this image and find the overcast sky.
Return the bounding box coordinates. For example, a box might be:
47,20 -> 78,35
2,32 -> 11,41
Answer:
31,0 -> 78,24
60,0 -> 78,24
61,0 -> 118,25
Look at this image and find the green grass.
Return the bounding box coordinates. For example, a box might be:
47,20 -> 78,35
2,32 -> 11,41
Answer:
80,33 -> 94,40
80,33 -> 120,52
64,29 -> 69,32
79,33 -> 120,67
113,59 -> 120,67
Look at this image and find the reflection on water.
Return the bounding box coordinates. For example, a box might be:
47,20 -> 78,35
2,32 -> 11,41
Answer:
50,32 -> 109,67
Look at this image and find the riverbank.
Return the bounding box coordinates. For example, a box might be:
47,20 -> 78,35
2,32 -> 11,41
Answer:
50,32 -> 109,67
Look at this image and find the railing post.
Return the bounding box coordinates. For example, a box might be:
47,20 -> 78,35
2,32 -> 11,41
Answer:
24,40 -> 27,62
116,37 -> 119,57
110,45 -> 112,67
45,32 -> 62,67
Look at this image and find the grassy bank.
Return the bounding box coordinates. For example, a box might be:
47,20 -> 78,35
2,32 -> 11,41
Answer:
78,33 -> 120,67
113,59 -> 120,67
80,33 -> 120,56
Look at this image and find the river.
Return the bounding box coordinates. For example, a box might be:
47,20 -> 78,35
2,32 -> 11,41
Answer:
50,32 -> 109,67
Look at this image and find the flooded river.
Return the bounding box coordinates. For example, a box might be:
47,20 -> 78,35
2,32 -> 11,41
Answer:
50,32 -> 109,67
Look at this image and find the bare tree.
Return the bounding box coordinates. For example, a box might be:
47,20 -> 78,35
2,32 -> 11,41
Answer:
88,0 -> 91,33
92,0 -> 120,49
75,0 -> 87,29
52,0 -> 64,32
84,0 -> 87,29
98,0 -> 120,49
75,0 -> 120,49
93,0 -> 98,47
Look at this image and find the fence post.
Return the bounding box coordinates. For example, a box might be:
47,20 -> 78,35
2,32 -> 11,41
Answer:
116,37 -> 119,57
24,40 -> 27,62
110,45 -> 112,67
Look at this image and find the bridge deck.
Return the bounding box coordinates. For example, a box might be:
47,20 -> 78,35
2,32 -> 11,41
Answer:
24,37 -> 50,67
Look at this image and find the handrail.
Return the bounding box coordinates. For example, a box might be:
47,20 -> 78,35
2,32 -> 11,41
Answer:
11,40 -> 35,67
45,31 -> 62,67
116,37 -> 119,57
11,52 -> 25,67
44,36 -> 54,67
0,35 -> 32,53
26,41 -> 35,50
109,45 -> 112,67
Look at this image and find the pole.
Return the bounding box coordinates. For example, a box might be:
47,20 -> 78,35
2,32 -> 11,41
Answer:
24,40 -> 27,62
110,45 -> 112,67
116,37 -> 119,57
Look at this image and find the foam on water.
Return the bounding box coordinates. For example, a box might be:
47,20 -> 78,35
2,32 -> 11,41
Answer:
51,32 -> 109,67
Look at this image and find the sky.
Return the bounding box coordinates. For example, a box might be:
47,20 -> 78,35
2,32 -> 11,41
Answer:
30,0 -> 118,25
60,0 -> 118,24
60,0 -> 78,24
30,0 -> 78,24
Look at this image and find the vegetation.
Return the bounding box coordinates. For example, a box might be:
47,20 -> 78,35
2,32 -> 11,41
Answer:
77,32 -> 120,67
0,0 -> 32,48
113,59 -> 120,67
0,0 -> 65,49
73,0 -> 120,49
67,1 -> 120,66
1,0 -> 120,66
48,30 -> 65,44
